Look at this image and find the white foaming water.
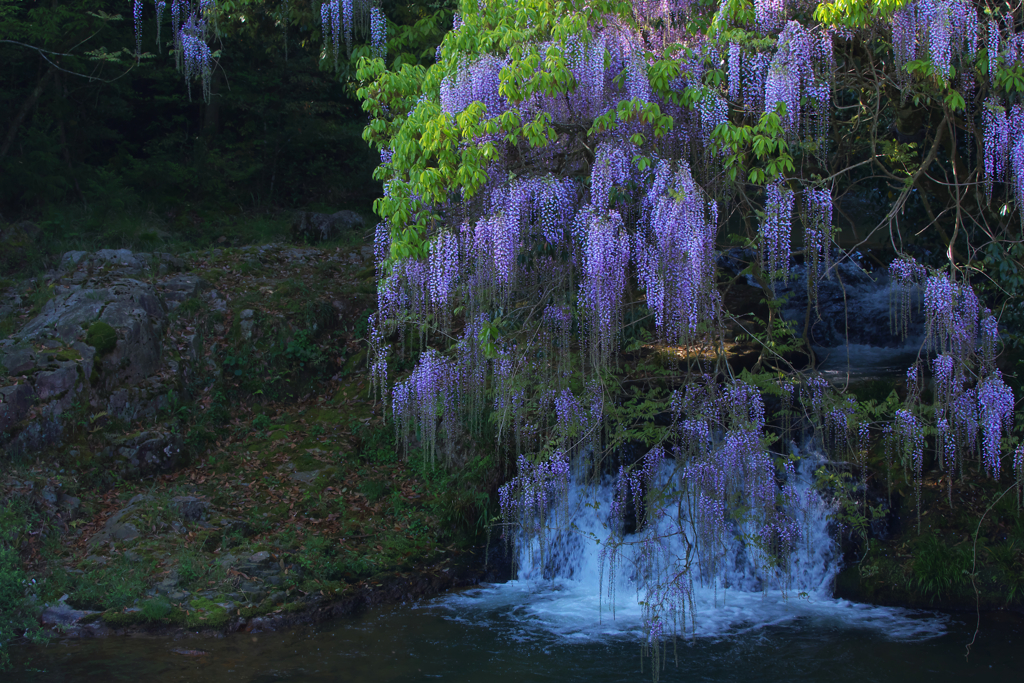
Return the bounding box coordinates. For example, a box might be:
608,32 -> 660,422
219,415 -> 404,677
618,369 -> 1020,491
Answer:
445,455 -> 945,642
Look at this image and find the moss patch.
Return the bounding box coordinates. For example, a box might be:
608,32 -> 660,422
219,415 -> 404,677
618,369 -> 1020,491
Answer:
85,321 -> 117,355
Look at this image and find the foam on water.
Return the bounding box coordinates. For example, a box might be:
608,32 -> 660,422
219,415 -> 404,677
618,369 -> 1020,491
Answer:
445,455 -> 946,642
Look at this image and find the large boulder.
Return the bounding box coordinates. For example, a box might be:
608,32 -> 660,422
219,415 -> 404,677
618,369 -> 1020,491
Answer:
291,210 -> 365,243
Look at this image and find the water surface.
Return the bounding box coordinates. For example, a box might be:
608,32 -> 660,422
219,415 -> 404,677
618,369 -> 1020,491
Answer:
9,592 -> 1021,683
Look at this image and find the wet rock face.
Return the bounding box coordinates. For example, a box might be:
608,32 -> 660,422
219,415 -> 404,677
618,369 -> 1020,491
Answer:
777,261 -> 924,348
291,211 -> 365,243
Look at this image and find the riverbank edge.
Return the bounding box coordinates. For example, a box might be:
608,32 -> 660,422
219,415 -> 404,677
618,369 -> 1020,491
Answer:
33,544 -> 504,643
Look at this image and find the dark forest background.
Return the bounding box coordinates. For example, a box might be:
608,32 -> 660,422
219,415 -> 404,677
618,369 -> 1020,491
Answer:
0,0 -> 451,273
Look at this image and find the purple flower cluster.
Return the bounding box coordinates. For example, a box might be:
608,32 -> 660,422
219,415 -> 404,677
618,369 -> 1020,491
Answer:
888,255 -> 926,340
765,22 -> 816,134
983,99 -> 1008,200
321,0 -> 342,68
978,371 -> 1014,478
755,0 -> 786,34
803,188 -> 832,306
1015,444 -> 1024,507
892,0 -> 978,83
894,408 -> 925,489
392,349 -> 462,464
134,0 -> 143,60
923,272 -> 980,359
156,1 -> 166,51
762,176 -> 794,285
498,450 -> 572,533
576,208 -> 631,362
609,446 -> 664,532
428,231 -> 459,309
440,54 -> 507,117
591,143 -> 632,211
989,18 -> 1001,83
728,43 -> 742,101
635,160 -> 719,341
370,5 -> 386,60
180,12 -> 212,102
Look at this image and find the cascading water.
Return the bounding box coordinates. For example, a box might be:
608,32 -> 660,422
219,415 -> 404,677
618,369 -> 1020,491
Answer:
446,447 -> 944,642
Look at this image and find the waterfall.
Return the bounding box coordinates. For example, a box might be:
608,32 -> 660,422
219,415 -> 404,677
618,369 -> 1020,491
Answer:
446,449 -> 945,642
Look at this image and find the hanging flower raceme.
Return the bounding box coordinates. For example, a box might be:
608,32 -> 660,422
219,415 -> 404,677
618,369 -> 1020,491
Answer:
978,370 -> 1014,479
923,272 -> 980,360
428,231 -> 459,310
888,255 -> 926,340
180,12 -> 212,102
762,176 -> 794,286
575,208 -> 631,363
134,0 -> 143,60
392,349 -> 462,465
803,187 -> 832,308
755,0 -> 786,34
499,450 -> 572,539
370,5 -> 386,60
635,160 -> 719,342
439,54 -> 507,117
321,0 -> 343,68
983,99 -> 1009,200
892,0 -> 978,83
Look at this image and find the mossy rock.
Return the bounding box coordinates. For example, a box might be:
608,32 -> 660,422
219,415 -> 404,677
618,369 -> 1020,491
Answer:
239,604 -> 274,619
185,597 -> 231,629
101,610 -> 149,627
86,321 -> 117,356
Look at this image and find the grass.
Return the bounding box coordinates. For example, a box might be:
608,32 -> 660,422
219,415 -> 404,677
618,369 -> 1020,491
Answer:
910,534 -> 972,602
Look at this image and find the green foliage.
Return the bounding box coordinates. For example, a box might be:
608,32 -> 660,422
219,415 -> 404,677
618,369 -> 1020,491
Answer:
911,534 -> 971,602
353,421 -> 398,464
358,477 -> 389,502
140,595 -> 173,621
297,535 -> 374,581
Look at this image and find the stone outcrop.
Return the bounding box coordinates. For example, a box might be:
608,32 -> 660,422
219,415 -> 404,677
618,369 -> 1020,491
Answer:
1,250 -> 203,462
290,210 -> 365,243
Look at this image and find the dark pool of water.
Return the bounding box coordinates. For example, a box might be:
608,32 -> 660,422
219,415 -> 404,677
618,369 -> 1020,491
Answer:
8,596 -> 1022,682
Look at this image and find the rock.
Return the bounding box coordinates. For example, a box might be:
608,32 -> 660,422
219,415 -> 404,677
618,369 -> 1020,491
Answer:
0,383 -> 35,432
240,309 -> 255,339
172,496 -> 210,522
59,251 -> 89,271
248,551 -> 272,565
1,346 -> 36,375
40,603 -> 100,628
206,289 -> 228,314
57,493 -> 81,513
291,210 -> 365,243
34,365 -> 78,401
109,431 -> 183,477
88,511 -> 140,547
159,274 -> 209,310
